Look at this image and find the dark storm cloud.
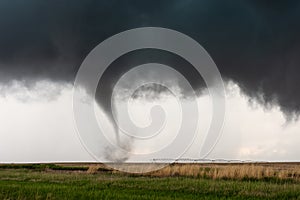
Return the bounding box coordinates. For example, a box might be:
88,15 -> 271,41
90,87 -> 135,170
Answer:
0,0 -> 300,117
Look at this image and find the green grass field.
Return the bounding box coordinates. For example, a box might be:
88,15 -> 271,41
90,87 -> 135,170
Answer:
1,164 -> 300,199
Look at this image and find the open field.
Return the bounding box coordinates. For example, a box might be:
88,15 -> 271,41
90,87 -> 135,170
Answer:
1,163 -> 300,199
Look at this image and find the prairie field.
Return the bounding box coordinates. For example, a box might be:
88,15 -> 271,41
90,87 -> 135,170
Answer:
1,163 -> 300,199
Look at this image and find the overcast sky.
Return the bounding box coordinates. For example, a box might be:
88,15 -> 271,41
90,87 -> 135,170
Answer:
0,0 -> 300,163
1,80 -> 300,162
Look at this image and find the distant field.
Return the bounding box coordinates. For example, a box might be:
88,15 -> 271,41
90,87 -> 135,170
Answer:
1,163 -> 300,199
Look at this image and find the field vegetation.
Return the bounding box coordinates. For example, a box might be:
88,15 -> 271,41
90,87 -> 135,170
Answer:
1,163 -> 300,199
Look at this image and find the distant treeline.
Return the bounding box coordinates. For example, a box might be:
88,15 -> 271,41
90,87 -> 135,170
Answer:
0,164 -> 88,171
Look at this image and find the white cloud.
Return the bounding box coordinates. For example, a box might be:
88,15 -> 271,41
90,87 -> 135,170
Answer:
0,80 -> 299,162
0,81 -> 92,162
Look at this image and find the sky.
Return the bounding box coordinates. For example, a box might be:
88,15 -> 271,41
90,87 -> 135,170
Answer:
0,0 -> 300,163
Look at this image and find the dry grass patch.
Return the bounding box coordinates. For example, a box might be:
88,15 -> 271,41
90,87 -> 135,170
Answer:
148,163 -> 300,181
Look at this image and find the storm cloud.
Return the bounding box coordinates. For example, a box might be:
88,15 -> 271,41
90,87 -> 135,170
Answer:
0,0 -> 300,118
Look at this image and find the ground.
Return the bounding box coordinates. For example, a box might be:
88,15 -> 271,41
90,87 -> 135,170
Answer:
0,163 -> 300,199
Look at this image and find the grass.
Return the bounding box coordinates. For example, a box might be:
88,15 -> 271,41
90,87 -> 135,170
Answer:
0,163 -> 300,199
149,163 -> 300,181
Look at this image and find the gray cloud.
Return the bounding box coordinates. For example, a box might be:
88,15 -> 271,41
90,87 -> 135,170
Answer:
0,0 -> 300,119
